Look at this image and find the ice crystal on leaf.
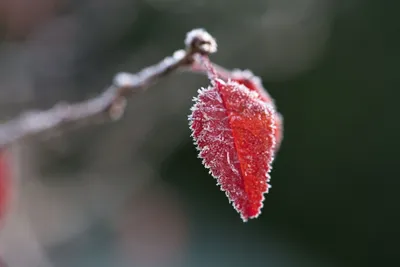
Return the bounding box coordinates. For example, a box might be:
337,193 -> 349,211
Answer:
189,59 -> 283,221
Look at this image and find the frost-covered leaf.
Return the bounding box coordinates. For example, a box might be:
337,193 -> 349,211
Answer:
190,75 -> 279,221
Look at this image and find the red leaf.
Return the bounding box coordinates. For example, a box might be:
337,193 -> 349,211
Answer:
231,70 -> 283,152
190,74 -> 279,221
0,148 -> 10,223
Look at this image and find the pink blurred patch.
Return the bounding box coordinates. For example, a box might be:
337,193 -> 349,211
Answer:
115,185 -> 188,267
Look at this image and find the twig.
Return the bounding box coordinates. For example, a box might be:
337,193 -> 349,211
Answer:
0,29 -> 217,148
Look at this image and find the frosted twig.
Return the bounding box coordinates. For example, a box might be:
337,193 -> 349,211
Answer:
0,28 -> 217,148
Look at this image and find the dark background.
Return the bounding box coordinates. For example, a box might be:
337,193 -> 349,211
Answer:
0,0 -> 398,266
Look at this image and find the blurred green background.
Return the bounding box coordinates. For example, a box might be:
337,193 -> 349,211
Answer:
0,0 -> 398,267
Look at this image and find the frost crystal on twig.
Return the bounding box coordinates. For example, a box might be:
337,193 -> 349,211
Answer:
185,28 -> 217,55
